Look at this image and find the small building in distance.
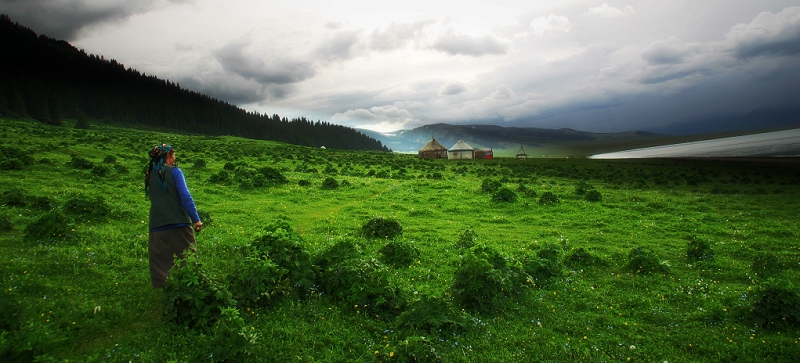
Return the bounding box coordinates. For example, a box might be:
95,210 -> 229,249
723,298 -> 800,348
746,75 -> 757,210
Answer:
418,138 -> 448,158
448,140 -> 475,160
474,148 -> 493,159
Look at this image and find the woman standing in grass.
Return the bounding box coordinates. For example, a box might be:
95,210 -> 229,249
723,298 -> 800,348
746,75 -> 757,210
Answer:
145,144 -> 203,288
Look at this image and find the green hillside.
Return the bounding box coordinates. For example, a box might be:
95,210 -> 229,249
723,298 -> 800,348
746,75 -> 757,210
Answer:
2,117 -> 799,362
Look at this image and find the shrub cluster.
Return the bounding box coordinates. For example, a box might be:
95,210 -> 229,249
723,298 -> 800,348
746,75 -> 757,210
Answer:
1,188 -> 27,207
379,240 -> 420,267
521,243 -> 564,286
209,166 -> 288,188
538,191 -> 559,205
68,155 -> 94,170
0,145 -> 34,170
480,179 -> 502,193
751,251 -> 783,278
492,187 -> 517,203
248,224 -> 317,298
565,247 -> 606,269
321,177 -> 339,190
315,239 -> 404,317
454,228 -> 478,250
626,246 -> 670,274
396,293 -> 468,333
362,217 -> 403,239
686,237 -> 714,262
163,259 -> 235,328
23,211 -> 75,243
751,280 -> 800,329
452,246 -> 528,314
63,196 -> 110,222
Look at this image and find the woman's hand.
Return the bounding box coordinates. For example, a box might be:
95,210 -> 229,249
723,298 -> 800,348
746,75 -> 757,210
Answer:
194,221 -> 203,232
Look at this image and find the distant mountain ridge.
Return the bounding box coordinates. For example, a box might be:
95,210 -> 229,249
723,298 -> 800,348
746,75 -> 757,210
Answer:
360,123 -> 663,152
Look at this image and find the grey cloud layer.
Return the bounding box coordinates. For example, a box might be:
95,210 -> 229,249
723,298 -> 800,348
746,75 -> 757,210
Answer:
2,1 -> 798,133
0,0 -> 166,40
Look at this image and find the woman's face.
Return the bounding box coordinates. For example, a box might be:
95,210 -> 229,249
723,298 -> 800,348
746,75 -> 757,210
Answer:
166,151 -> 176,166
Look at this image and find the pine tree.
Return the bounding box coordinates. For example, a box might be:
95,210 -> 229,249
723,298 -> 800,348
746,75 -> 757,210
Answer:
75,111 -> 90,129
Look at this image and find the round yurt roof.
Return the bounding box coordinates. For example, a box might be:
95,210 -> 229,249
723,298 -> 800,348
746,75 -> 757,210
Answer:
449,140 -> 473,151
419,138 -> 447,151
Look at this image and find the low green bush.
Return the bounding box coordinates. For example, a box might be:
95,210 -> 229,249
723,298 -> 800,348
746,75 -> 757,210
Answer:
517,184 -> 536,198
452,246 -> 526,313
249,227 -> 317,297
521,243 -> 563,286
585,189 -> 603,202
228,255 -> 289,307
0,213 -> 11,231
455,228 -> 478,250
315,240 -> 403,316
492,187 -> 517,203
1,188 -> 27,207
626,246 -> 670,274
257,166 -> 288,184
91,164 -> 111,177
208,307 -> 260,362
0,158 -> 24,170
379,240 -> 420,267
395,293 -> 469,333
0,145 -> 35,170
28,196 -> 54,211
574,180 -> 592,195
193,159 -> 207,169
321,177 -> 339,190
565,247 -> 606,268
24,210 -> 74,243
481,179 -> 502,193
63,196 -> 110,222
163,259 -> 235,328
538,191 -> 559,205
686,237 -> 714,262
751,251 -> 783,278
385,336 -> 443,363
68,155 -> 94,170
362,217 -> 403,239
752,280 -> 800,329
209,170 -> 230,183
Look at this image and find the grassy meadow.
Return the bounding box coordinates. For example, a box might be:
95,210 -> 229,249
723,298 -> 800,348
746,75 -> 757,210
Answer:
1,117 -> 799,362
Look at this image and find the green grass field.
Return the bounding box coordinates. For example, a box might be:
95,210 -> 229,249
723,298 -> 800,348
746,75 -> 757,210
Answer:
2,118 -> 799,362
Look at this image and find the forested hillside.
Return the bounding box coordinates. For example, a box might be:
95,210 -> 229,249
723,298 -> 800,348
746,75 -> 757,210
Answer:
0,15 -> 389,151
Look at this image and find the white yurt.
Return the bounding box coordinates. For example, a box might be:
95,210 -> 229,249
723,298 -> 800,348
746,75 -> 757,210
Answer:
448,140 -> 474,160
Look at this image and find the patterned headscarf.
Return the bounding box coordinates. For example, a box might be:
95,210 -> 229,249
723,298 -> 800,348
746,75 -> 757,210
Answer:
144,143 -> 173,196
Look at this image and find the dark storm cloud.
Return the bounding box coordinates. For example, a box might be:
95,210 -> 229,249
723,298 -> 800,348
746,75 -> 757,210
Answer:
214,41 -> 316,85
0,0 -> 162,40
430,32 -> 513,57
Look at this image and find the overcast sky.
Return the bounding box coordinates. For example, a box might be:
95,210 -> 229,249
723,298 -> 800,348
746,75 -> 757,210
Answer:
2,1 -> 799,133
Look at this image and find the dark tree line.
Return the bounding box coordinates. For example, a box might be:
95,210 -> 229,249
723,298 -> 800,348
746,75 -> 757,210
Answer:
0,15 -> 390,151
